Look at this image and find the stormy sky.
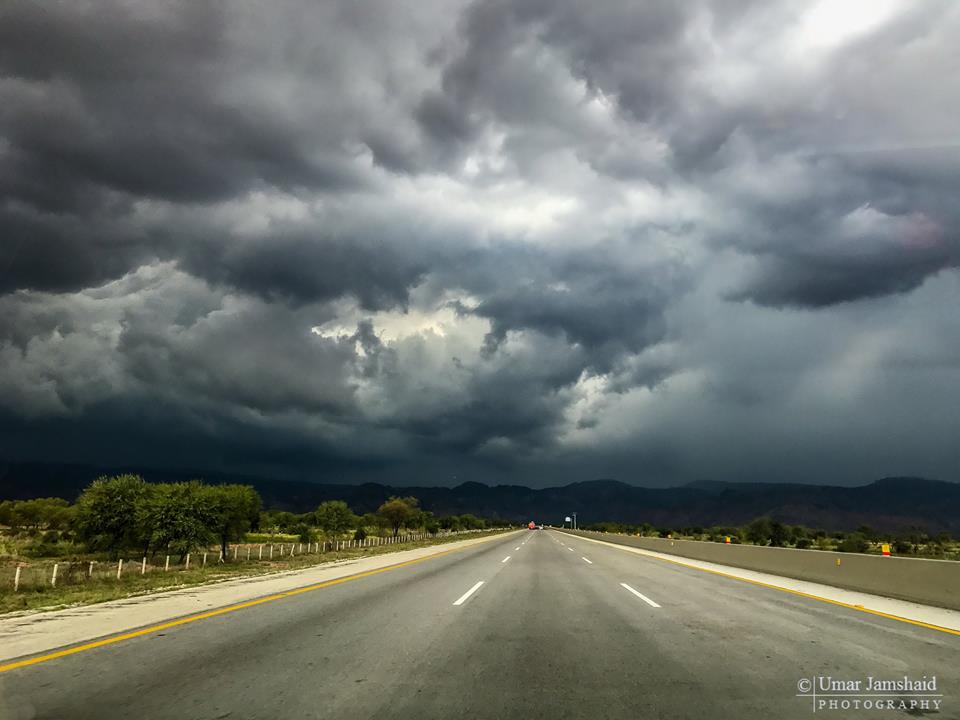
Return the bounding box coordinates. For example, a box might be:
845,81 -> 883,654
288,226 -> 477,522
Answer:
1,0 -> 958,488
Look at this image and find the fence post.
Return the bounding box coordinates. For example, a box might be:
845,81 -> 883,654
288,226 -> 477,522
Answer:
246,546 -> 251,561
14,565 -> 21,592
165,555 -> 170,571
233,546 -> 238,561
218,549 -> 224,564
51,563 -> 59,588
270,545 -> 274,560
203,552 -> 208,567
117,559 -> 123,580
89,561 -> 95,577
259,545 -> 263,560
141,557 -> 147,575
185,553 -> 191,570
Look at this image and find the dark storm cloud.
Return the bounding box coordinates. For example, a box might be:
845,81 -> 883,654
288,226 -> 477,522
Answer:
471,251 -> 680,368
433,0 -> 960,307
0,0 -> 436,293
180,226 -> 430,312
1,0 -> 959,487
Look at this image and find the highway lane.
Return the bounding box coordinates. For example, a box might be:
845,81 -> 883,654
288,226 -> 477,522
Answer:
1,528 -> 956,719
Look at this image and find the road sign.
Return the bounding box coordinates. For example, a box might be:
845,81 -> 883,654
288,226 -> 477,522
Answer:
564,516 -> 572,522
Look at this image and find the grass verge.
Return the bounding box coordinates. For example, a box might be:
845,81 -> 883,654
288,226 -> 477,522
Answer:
0,530 -> 510,616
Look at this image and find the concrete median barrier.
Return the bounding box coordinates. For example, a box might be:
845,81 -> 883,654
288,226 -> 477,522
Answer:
558,529 -> 960,610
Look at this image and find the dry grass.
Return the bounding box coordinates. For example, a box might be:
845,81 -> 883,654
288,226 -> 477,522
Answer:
0,530 -> 508,615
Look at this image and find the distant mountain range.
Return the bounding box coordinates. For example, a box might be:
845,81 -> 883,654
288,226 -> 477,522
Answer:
1,461 -> 958,533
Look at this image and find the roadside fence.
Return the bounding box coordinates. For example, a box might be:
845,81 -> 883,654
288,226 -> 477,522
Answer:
3,529 -> 492,593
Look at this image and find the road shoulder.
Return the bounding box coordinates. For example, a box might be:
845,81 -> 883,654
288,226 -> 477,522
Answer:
562,531 -> 960,633
0,531 -> 519,664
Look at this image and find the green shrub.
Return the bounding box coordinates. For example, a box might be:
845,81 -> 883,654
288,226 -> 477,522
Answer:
836,533 -> 869,554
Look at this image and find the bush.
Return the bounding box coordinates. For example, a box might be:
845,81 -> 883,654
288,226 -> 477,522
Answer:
22,539 -> 84,558
795,538 -> 812,549
353,527 -> 367,542
836,533 -> 870,554
893,539 -> 913,554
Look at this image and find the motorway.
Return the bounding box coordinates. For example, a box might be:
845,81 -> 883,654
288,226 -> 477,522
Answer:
0,529 -> 957,719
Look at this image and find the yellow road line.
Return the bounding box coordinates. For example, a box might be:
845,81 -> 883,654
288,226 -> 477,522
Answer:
0,533 -> 513,674
565,532 -> 960,637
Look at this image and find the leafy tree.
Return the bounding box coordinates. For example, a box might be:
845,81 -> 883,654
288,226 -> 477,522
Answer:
204,484 -> 262,558
836,533 -> 870,554
74,475 -> 153,556
0,498 -> 73,531
377,496 -> 418,536
457,513 -> 486,530
746,517 -> 773,546
893,538 -> 913,554
769,521 -> 789,547
315,500 -> 357,539
405,508 -> 426,531
147,481 -> 217,558
439,515 -> 461,531
0,500 -> 13,528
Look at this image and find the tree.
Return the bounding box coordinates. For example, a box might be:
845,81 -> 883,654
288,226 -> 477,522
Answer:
439,515 -> 461,531
746,517 -> 773,546
457,513 -> 486,530
146,482 -> 217,558
204,484 -> 262,559
837,533 -> 870,554
315,500 -> 357,540
377,496 -> 418,536
0,498 -> 73,532
74,475 -> 153,556
769,521 -> 789,547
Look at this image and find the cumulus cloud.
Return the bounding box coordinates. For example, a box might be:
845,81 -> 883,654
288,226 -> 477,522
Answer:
1,0 -> 958,485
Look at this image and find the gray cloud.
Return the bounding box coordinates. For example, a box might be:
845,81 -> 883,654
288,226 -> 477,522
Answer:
1,0 -> 958,487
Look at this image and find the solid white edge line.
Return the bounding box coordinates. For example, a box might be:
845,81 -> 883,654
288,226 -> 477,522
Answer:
453,581 -> 485,606
502,556 -> 511,563
515,547 -> 520,550
620,583 -> 661,607
568,547 -> 574,552
582,557 -> 593,564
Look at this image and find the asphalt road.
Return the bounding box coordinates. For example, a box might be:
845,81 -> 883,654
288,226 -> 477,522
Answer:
1,529 -> 957,720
